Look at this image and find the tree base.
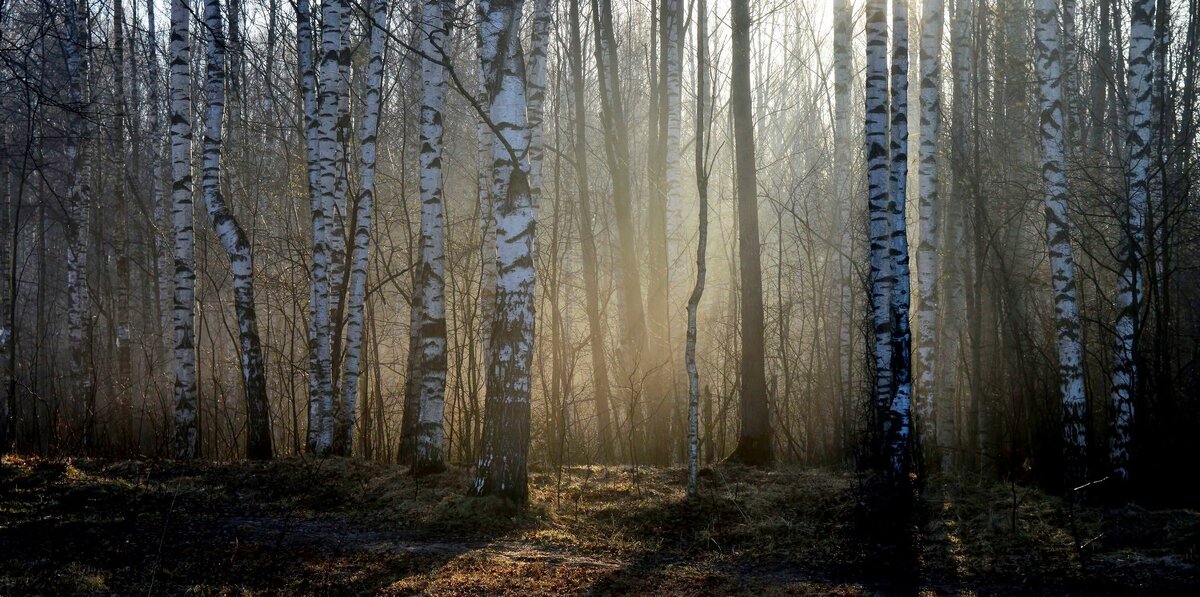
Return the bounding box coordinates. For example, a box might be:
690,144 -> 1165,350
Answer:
726,435 -> 773,466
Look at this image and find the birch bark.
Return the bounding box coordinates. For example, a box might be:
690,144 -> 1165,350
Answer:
340,0 -> 388,457
916,0 -> 943,458
402,0 -> 450,474
1110,0 -> 1157,481
472,0 -> 537,503
1035,0 -> 1088,484
200,0 -> 273,459
170,0 -> 198,459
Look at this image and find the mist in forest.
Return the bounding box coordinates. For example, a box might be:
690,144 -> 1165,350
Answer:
0,0 -> 1197,592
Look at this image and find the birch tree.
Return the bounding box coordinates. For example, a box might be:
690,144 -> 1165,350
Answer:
200,0 -> 273,460
865,0 -> 893,421
340,0 -> 388,457
885,0 -> 914,477
832,0 -> 853,437
170,0 -> 198,459
63,0 -> 94,445
308,0 -> 345,454
687,0 -> 710,498
566,0 -> 614,460
591,0 -> 649,441
646,0 -> 684,464
471,0 -> 537,503
402,0 -> 450,474
1034,0 -> 1088,484
916,0 -> 943,459
1110,0 -> 1157,482
940,0 -> 974,465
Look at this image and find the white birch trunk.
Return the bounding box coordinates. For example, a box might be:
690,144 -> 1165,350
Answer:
886,0 -> 914,478
339,0 -> 387,460
526,0 -> 552,207
916,0 -> 944,457
940,0 -> 974,468
1035,0 -> 1088,484
308,0 -> 345,454
865,0 -> 893,418
472,0 -> 536,503
1110,0 -> 1156,482
200,0 -> 273,459
662,0 -> 683,276
147,0 -> 172,357
476,19 -> 497,398
170,0 -> 198,459
403,0 -> 450,474
297,0 -> 326,452
327,0 -> 352,401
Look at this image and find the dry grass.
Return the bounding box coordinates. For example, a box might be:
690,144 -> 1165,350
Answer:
1,455 -> 1195,594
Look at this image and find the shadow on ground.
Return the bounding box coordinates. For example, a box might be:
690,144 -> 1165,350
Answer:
0,456 -> 1196,594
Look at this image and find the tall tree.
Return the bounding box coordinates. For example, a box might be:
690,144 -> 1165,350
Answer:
1110,0 -> 1157,482
200,0 -> 273,459
340,0 -> 388,459
865,0 -> 892,426
170,0 -> 198,459
112,0 -> 134,447
401,0 -> 450,474
687,0 -> 710,497
566,0 -> 614,461
916,0 -> 944,461
1034,0 -> 1088,485
885,0 -> 914,478
832,0 -> 854,449
471,0 -> 536,503
63,0 -> 95,449
727,0 -> 771,465
645,0 -> 684,464
591,0 -> 649,448
940,0 -> 974,467
308,0 -> 345,454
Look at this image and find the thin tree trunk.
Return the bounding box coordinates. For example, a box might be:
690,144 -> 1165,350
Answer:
170,0 -> 198,459
297,0 -> 325,454
1110,0 -> 1156,482
1034,0 -> 1088,485
64,0 -> 95,450
832,0 -> 853,457
940,0 -> 974,469
591,0 -> 648,447
113,0 -> 134,449
687,0 -> 710,498
339,0 -> 388,459
200,0 -> 273,460
886,0 -> 914,478
566,0 -> 614,461
866,0 -> 892,429
402,0 -> 450,474
644,0 -> 683,465
308,0 -> 344,454
916,0 -> 943,461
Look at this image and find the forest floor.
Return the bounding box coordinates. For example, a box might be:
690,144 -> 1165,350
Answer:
0,456 -> 1196,595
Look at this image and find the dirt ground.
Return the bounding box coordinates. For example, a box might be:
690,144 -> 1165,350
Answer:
0,456 -> 1196,595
